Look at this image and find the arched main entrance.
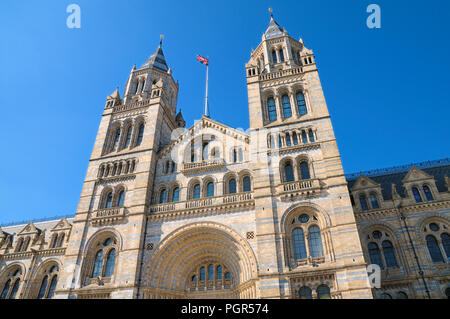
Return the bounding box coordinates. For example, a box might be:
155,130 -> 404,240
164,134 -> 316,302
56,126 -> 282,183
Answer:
142,222 -> 258,299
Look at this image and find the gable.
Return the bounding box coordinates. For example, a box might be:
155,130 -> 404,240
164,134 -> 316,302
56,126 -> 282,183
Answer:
402,167 -> 433,183
17,221 -> 40,236
350,175 -> 380,191
51,217 -> 72,232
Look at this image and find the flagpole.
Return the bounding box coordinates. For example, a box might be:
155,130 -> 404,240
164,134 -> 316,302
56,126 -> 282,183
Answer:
204,59 -> 209,117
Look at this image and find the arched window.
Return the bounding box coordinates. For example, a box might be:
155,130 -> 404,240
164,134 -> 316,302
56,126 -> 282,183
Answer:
286,134 -> 291,146
267,97 -> 277,122
301,130 -> 308,144
397,291 -> 408,299
92,250 -> 104,278
243,176 -> 251,192
382,240 -> 398,268
292,228 -> 307,260
200,267 -> 205,281
105,192 -> 113,209
368,242 -> 384,269
172,187 -> 179,202
308,226 -> 324,258
317,285 -> 331,299
208,264 -> 214,281
47,275 -> 58,299
426,235 -> 444,263
104,249 -> 116,277
216,265 -> 222,280
272,50 -> 277,64
136,124 -> 144,146
113,128 -> 121,150
278,134 -> 283,148
206,182 -> 214,197
159,189 -> 167,204
299,161 -> 310,180
37,276 -> 48,299
228,178 -> 236,194
412,187 -> 422,203
193,184 -> 201,199
117,190 -> 125,207
423,186 -> 434,201
1,280 -> 10,299
9,280 -> 20,299
308,129 -> 315,142
441,233 -> 450,260
124,126 -> 132,148
51,234 -> 58,248
359,195 -> 369,211
292,132 -> 298,145
279,49 -> 285,62
296,92 -> 307,115
284,162 -> 294,182
370,194 -> 379,209
282,95 -> 292,118
299,286 -> 312,299
57,233 -> 65,247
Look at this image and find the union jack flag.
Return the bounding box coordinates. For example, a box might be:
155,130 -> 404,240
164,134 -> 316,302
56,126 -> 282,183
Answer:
196,54 -> 209,66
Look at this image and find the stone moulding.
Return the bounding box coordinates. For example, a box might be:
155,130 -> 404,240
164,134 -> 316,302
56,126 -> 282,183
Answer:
90,207 -> 126,226
1,247 -> 66,261
268,142 -> 320,156
181,158 -> 226,175
277,179 -> 322,201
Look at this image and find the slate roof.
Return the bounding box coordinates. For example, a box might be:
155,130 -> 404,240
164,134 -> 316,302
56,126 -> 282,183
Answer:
140,43 -> 169,72
265,16 -> 285,40
346,159 -> 450,201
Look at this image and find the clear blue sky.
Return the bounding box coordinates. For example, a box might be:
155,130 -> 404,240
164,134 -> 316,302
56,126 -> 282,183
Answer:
1,0 -> 449,224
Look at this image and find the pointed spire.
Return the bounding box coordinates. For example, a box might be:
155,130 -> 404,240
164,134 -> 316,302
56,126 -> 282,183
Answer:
140,38 -> 169,72
264,8 -> 285,39
108,87 -> 121,100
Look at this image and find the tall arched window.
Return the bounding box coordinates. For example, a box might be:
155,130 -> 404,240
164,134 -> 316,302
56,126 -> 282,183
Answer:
299,286 -> 312,299
105,192 -> 113,209
317,285 -> 331,299
117,190 -> 125,207
359,195 -> 369,211
9,280 -> 20,299
113,128 -> 121,150
284,162 -> 294,182
193,184 -> 201,199
216,265 -> 222,280
243,176 -> 251,192
292,228 -> 307,260
382,240 -> 398,268
172,187 -> 180,202
299,161 -> 310,180
370,194 -> 379,209
267,97 -> 277,122
272,50 -> 277,64
47,275 -> 58,299
301,131 -> 308,144
308,226 -> 324,258
292,132 -> 298,145
200,267 -> 205,281
124,126 -> 132,148
282,95 -> 292,118
208,264 -> 214,281
206,182 -> 214,197
423,186 -> 434,201
159,189 -> 167,204
136,124 -> 145,146
279,49 -> 285,62
1,280 -> 10,299
412,187 -> 423,203
296,92 -> 307,115
286,134 -> 291,146
228,178 -> 236,194
368,242 -> 384,269
57,233 -> 65,248
426,235 -> 444,263
308,129 -> 315,142
37,276 -> 48,299
441,233 -> 450,260
104,249 -> 116,277
92,250 -> 104,278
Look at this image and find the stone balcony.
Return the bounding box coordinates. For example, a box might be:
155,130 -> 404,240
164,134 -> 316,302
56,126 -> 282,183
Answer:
181,159 -> 226,175
91,207 -> 126,226
258,66 -> 303,81
277,179 -> 322,201
148,192 -> 254,217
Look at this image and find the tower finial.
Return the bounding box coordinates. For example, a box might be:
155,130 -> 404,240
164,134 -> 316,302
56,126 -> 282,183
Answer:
268,7 -> 273,18
160,34 -> 164,46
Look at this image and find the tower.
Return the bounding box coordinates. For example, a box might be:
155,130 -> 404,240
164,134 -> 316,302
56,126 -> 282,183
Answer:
55,40 -> 183,299
245,14 -> 373,298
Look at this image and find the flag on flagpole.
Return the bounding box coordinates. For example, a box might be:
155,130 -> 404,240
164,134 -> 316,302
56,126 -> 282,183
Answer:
197,54 -> 209,66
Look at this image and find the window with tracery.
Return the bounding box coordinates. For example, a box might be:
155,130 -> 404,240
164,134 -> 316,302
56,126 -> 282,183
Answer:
90,237 -> 118,280
0,268 -> 22,299
423,221 -> 449,263
37,265 -> 59,299
366,230 -> 399,269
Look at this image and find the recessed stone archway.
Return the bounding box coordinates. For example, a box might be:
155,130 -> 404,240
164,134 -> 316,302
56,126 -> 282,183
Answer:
142,222 -> 258,299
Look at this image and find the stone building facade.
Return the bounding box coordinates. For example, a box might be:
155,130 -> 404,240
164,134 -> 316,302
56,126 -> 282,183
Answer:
0,15 -> 449,299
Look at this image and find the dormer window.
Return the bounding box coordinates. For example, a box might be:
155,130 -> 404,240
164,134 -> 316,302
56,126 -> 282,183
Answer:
423,185 -> 434,201
370,194 -> 379,209
279,49 -> 285,62
272,50 -> 277,64
359,195 -> 369,211
412,187 -> 423,203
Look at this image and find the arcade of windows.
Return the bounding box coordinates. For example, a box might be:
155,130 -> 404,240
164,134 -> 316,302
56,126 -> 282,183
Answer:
100,186 -> 126,209
156,173 -> 252,204
357,192 -> 381,211
265,91 -> 308,123
286,213 -> 325,266
189,263 -> 232,292
14,236 -> 32,253
411,184 -> 435,203
280,158 -> 312,183
105,119 -> 145,154
49,232 -> 66,249
98,159 -> 137,179
268,128 -> 316,150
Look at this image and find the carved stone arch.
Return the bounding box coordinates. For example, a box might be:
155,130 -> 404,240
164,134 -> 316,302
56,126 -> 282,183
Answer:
99,186 -> 114,209
280,202 -> 332,232
27,258 -> 61,298
0,262 -> 26,299
415,213 -> 450,242
0,262 -> 26,280
113,184 -> 127,206
142,222 -> 258,299
359,222 -> 402,244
